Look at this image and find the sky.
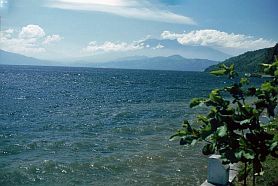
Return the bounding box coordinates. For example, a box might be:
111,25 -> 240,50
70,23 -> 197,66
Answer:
0,0 -> 278,62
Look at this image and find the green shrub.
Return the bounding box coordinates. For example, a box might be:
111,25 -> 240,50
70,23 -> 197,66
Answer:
171,58 -> 278,185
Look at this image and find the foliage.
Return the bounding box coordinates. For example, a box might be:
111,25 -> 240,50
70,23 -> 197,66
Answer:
205,43 -> 278,74
236,118 -> 278,186
171,58 -> 278,185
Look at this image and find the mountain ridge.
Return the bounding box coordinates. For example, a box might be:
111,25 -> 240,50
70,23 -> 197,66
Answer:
0,50 -> 219,71
90,54 -> 219,71
0,49 -> 55,66
142,38 -> 231,61
205,43 -> 278,73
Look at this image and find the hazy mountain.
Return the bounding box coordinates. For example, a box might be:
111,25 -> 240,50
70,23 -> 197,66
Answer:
205,43 -> 278,73
142,39 -> 231,61
91,55 -> 219,71
0,50 -> 55,66
114,55 -> 148,61
66,38 -> 231,63
0,50 -> 219,72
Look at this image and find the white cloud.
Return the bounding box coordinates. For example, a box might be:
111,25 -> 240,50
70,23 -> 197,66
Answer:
1,34 -> 46,54
153,43 -> 164,50
161,30 -> 276,53
19,25 -> 46,39
46,0 -> 195,25
161,30 -> 184,40
82,40 -> 144,54
1,25 -> 62,56
43,34 -> 63,44
1,29 -> 14,39
5,28 -> 14,34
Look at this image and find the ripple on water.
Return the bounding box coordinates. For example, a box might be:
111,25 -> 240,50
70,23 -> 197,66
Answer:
0,66 -> 227,185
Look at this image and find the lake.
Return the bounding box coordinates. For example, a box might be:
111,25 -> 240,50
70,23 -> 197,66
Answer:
0,65 -> 230,186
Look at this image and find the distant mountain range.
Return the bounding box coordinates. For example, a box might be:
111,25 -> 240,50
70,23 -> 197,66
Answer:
141,39 -> 231,61
0,49 -> 54,66
65,38 -> 231,63
205,43 -> 278,73
0,50 -> 219,71
2,43 -> 277,72
89,55 -> 219,71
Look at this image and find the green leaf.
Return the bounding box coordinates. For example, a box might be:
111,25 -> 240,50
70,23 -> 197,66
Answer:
169,134 -> 180,141
200,124 -> 213,140
235,150 -> 255,160
209,89 -> 223,103
274,69 -> 278,77
210,69 -> 227,76
240,119 -> 251,126
202,143 -> 215,155
217,125 -> 227,137
228,64 -> 237,78
191,139 -> 197,146
235,150 -> 243,159
239,137 -> 248,147
229,64 -> 235,70
169,120 -> 195,141
220,64 -> 228,68
261,63 -> 271,68
182,120 -> 193,133
180,137 -> 194,145
242,150 -> 255,160
197,115 -> 209,124
261,82 -> 274,92
240,77 -> 249,85
270,141 -> 278,158
270,141 -> 278,151
189,98 -> 205,108
169,130 -> 187,141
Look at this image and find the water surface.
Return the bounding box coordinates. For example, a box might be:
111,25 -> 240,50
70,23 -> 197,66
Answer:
0,65 -> 228,186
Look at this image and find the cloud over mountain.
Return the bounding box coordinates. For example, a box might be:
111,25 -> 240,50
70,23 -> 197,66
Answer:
161,30 -> 275,55
82,40 -> 145,54
0,24 -> 62,56
43,34 -> 63,45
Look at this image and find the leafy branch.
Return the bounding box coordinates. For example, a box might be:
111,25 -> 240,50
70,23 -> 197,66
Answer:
171,58 -> 278,185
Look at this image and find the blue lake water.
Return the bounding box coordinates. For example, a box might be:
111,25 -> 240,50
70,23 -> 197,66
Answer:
0,65 -> 229,186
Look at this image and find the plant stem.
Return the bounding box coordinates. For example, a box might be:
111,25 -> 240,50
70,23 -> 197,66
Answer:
253,162 -> 256,186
